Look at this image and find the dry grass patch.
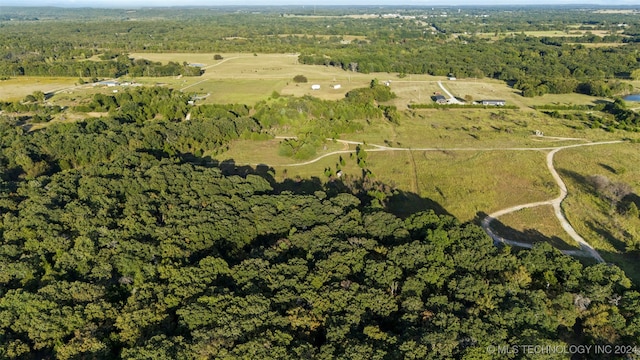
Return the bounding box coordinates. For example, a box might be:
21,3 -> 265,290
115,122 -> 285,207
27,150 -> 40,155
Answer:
189,79 -> 287,105
408,150 -> 555,222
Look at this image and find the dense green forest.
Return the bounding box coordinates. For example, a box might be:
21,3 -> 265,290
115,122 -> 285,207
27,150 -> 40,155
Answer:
1,6 -> 640,96
0,78 -> 638,359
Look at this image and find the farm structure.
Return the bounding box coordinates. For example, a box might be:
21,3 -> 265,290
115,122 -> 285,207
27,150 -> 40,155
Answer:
480,100 -> 506,106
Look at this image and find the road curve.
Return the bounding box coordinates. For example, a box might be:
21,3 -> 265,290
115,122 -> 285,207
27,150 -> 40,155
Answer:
482,141 -> 622,263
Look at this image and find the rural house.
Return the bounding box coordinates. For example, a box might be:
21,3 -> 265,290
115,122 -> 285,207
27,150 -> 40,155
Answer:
434,94 -> 447,104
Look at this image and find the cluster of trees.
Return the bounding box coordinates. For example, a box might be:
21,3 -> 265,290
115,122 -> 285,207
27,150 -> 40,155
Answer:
0,49 -> 202,78
0,90 -> 265,181
542,98 -> 640,132
0,99 -> 63,117
603,98 -> 640,129
587,174 -> 636,215
75,87 -> 192,122
269,82 -> 396,159
2,82 -> 396,166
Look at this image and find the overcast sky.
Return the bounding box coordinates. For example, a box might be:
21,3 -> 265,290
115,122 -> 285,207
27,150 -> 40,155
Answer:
3,0 -> 639,7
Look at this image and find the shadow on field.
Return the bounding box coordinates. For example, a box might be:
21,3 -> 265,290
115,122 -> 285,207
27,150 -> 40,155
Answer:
474,212 -> 580,251
585,220 -> 629,253
598,162 -> 618,174
209,158 -> 453,218
385,190 -> 452,218
557,168 -> 594,194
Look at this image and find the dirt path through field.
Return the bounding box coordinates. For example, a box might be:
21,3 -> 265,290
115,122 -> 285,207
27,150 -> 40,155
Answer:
269,137 -> 623,262
482,141 -> 622,263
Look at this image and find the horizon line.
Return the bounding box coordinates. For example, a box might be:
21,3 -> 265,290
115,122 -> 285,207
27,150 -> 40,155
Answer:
2,2 -> 640,9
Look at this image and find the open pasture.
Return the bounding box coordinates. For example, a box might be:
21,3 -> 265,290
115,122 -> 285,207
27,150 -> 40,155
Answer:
128,52 -> 390,104
407,150 -> 555,222
555,142 -> 640,281
556,142 -> 640,251
0,77 -> 78,101
219,137 -> 559,222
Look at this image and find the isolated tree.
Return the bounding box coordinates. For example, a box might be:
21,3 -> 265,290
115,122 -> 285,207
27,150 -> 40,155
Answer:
587,174 -> 632,212
293,75 -> 308,83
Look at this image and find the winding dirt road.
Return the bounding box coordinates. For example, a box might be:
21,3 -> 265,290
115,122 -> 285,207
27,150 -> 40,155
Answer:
482,141 -> 622,263
268,136 -> 625,262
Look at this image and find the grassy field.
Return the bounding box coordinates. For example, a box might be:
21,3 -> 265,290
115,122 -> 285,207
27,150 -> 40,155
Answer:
127,52 -> 388,105
555,142 -> 640,250
555,142 -> 640,282
0,77 -> 78,101
373,149 -> 556,222
221,141 -> 557,222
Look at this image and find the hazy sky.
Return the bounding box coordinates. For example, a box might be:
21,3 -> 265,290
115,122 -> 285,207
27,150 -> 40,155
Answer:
3,0 -> 639,7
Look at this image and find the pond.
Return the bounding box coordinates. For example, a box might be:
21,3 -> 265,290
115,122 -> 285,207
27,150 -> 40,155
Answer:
623,94 -> 640,102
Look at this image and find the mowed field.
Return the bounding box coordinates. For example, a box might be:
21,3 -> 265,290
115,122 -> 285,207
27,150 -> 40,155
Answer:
128,53 -> 381,104
0,77 -> 79,101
